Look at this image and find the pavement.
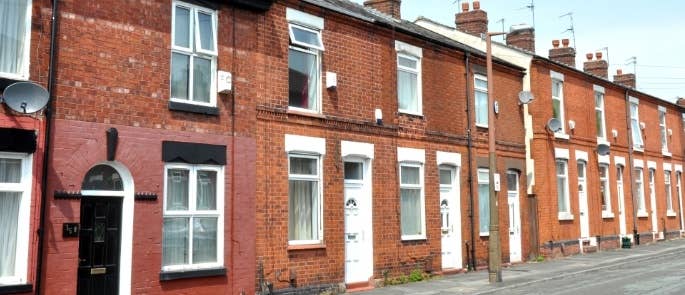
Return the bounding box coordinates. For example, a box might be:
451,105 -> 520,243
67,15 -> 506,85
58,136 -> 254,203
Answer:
356,238 -> 685,294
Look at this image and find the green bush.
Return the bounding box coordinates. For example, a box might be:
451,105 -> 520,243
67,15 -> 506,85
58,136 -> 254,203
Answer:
409,269 -> 424,282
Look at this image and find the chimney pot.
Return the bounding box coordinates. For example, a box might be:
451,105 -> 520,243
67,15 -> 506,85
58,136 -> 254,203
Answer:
614,69 -> 636,88
617,69 -> 623,75
552,39 -> 560,48
473,0 -> 481,10
455,1 -> 488,37
364,0 -> 401,19
595,51 -> 603,60
562,38 -> 570,47
461,1 -> 469,12
583,52 -> 609,78
586,53 -> 593,60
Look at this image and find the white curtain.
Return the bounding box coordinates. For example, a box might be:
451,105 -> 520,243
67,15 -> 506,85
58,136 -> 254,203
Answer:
192,217 -> 217,263
398,70 -> 417,112
630,104 -> 642,145
167,169 -> 189,211
475,90 -> 488,125
0,0 -> 29,76
289,180 -> 317,240
306,53 -> 318,110
401,188 -> 420,235
196,170 -> 216,210
162,217 -> 189,266
0,192 -> 21,277
556,162 -> 567,212
478,183 -> 489,234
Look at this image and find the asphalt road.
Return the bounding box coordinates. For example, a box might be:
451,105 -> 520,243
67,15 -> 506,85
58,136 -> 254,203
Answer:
358,238 -> 685,295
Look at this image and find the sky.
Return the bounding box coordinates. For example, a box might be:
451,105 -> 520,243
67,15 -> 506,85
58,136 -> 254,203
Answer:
350,0 -> 685,102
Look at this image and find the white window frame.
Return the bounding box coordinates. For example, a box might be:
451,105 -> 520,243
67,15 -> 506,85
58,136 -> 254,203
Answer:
170,1 -> 218,107
665,170 -> 676,215
599,164 -> 613,218
396,53 -> 422,115
474,74 -> 489,128
287,23 -> 323,113
287,153 -> 324,245
0,152 -> 32,285
635,168 -> 647,217
162,163 -> 224,272
629,97 -> 644,151
551,78 -> 567,137
478,168 -> 490,236
594,86 -> 607,143
0,0 -> 32,80
659,106 -> 670,156
399,162 -> 426,240
556,159 -> 573,220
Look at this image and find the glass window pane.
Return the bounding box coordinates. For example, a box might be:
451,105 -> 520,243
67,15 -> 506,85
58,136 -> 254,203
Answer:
289,180 -> 318,240
167,169 -> 189,211
507,172 -> 518,191
288,49 -> 318,110
192,57 -> 211,103
0,0 -> 30,75
552,99 -> 561,120
196,170 -> 217,210
439,169 -> 452,185
599,166 -> 607,178
398,56 -> 417,69
596,110 -> 604,137
475,78 -> 487,89
0,158 -> 21,183
197,12 -> 214,52
400,166 -> 420,185
478,183 -> 489,233
192,217 -> 217,263
0,192 -> 21,277
291,26 -> 322,49
171,53 -> 190,100
398,70 -> 418,112
162,217 -> 189,266
82,165 -> 123,191
552,81 -> 561,97
557,175 -> 567,212
400,188 -> 421,235
174,6 -> 190,48
290,157 -> 317,175
478,170 -> 489,182
344,162 -> 363,180
556,161 -> 565,175
595,93 -> 602,108
475,90 -> 488,125
577,163 -> 585,178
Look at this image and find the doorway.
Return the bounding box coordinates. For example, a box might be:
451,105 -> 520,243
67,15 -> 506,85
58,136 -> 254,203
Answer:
617,166 -> 627,236
577,161 -> 589,239
439,165 -> 461,269
507,171 -> 521,263
343,158 -> 373,284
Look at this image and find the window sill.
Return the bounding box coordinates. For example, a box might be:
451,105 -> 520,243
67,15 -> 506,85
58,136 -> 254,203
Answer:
602,211 -> 615,219
558,212 -> 574,220
554,133 -> 570,140
287,108 -> 325,118
159,267 -> 226,281
633,146 -> 644,153
662,151 -> 672,157
667,210 -> 677,217
597,138 -> 610,146
479,232 -> 489,237
637,211 -> 649,218
401,235 -> 427,241
287,243 -> 326,251
0,283 -> 33,294
398,110 -> 424,118
168,101 -> 219,115
475,123 -> 489,129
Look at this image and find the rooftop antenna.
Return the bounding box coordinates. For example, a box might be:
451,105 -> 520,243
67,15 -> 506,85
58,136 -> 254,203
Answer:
496,18 -> 505,41
526,0 -> 535,29
559,12 -> 576,48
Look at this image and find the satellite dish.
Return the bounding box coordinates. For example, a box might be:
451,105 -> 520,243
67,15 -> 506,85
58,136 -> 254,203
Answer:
2,82 -> 49,114
546,118 -> 563,133
597,143 -> 610,156
518,91 -> 534,105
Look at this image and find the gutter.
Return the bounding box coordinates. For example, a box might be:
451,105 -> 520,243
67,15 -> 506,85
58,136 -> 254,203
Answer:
464,52 -> 477,271
35,0 -> 59,293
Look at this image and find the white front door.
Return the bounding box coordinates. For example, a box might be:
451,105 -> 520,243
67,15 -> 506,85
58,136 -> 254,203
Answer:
344,159 -> 373,284
439,166 -> 462,269
617,166 -> 627,236
649,169 -> 658,233
507,171 -> 522,263
677,172 -> 684,232
577,162 -> 590,239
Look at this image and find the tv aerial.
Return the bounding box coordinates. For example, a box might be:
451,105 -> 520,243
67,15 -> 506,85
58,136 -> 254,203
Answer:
1,81 -> 49,114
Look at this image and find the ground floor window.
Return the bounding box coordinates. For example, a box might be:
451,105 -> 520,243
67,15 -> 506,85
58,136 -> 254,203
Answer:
0,153 -> 32,285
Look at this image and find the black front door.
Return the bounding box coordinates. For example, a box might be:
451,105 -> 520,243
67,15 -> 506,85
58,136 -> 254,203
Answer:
77,196 -> 122,295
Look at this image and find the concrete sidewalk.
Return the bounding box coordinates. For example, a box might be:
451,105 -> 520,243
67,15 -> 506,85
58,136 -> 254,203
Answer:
356,238 -> 685,294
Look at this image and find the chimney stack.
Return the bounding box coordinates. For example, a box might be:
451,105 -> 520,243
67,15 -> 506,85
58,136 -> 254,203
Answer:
676,97 -> 685,107
364,0 -> 401,19
506,24 -> 535,52
549,38 -> 576,67
455,0 -> 488,37
613,69 -> 636,89
583,51 -> 609,78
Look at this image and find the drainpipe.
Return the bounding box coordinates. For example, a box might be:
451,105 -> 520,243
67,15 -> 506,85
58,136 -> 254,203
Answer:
625,89 -> 639,245
464,52 -> 477,270
36,0 -> 59,293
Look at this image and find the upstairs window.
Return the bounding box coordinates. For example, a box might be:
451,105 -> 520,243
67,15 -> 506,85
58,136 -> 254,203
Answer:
659,107 -> 669,154
287,9 -> 324,113
552,79 -> 565,134
474,75 -> 488,127
594,89 -> 606,140
629,98 -> 643,150
395,41 -> 423,115
170,1 -> 218,106
0,0 -> 32,80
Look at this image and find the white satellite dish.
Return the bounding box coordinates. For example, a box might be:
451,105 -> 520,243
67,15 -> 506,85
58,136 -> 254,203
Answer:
518,91 -> 534,105
2,82 -> 49,114
546,118 -> 563,133
597,143 -> 610,156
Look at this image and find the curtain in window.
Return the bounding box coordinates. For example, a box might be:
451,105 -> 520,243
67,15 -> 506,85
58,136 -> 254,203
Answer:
630,104 -> 642,146
171,53 -> 190,100
475,90 -> 488,125
193,57 -> 211,103
478,182 -> 489,233
0,192 -> 20,278
162,217 -> 189,266
167,169 -> 189,210
556,162 -> 567,212
635,170 -> 645,211
398,70 -> 418,112
401,188 -> 420,235
288,49 -> 318,110
0,0 -> 29,76
595,94 -> 604,137
196,170 -> 216,210
192,217 -> 217,263
289,180 -> 318,240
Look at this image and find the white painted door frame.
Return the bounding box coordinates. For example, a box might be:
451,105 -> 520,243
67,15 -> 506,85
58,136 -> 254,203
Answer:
439,165 -> 461,270
507,170 -> 522,263
617,166 -> 627,237
577,161 -> 590,239
649,168 -> 658,235
343,157 -> 373,284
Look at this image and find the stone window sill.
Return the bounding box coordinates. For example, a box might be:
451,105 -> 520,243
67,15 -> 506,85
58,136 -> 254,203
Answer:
0,284 -> 33,294
168,101 -> 219,116
287,243 -> 326,251
602,211 -> 615,219
159,267 -> 226,281
558,212 -> 574,221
